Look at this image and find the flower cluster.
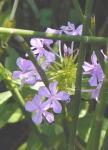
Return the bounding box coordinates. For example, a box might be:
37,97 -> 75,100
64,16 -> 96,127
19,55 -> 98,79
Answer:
25,81 -> 70,124
13,22 -> 106,125
12,22 -> 82,124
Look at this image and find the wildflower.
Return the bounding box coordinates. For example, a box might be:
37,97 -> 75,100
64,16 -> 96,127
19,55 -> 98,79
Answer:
25,95 -> 54,125
63,44 -> 73,57
60,22 -> 83,35
83,51 -> 104,86
30,38 -> 55,63
91,82 -> 103,101
39,81 -> 70,113
13,57 -> 41,86
46,27 -> 61,34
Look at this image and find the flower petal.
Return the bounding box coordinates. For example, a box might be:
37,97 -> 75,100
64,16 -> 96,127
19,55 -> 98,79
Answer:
97,65 -> 104,82
76,25 -> 83,35
49,81 -> 58,95
57,91 -> 70,101
43,111 -> 54,123
30,38 -> 43,48
33,95 -> 41,105
44,50 -> 55,62
39,86 -> 50,97
32,112 -> 43,125
16,57 -> 34,72
52,100 -> 62,113
12,71 -> 21,79
25,101 -> 37,112
83,62 -> 93,72
91,82 -> 102,101
24,76 -> 37,85
46,28 -> 60,34
41,100 -> 51,110
91,52 -> 97,65
89,75 -> 97,86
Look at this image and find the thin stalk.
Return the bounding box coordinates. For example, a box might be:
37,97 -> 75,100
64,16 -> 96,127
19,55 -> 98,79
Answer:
1,0 -> 19,48
1,27 -> 108,44
58,40 -> 63,62
72,0 -> 84,22
86,61 -> 108,150
101,127 -> 108,150
68,0 -> 93,149
10,0 -> 19,20
14,35 -> 49,88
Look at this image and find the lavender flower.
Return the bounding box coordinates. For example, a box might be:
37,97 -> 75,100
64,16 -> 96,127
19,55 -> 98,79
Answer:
60,22 -> 83,35
46,27 -> 61,34
83,51 -> 104,86
13,57 -> 41,87
30,38 -> 55,63
63,44 -> 73,57
91,82 -> 102,101
39,81 -> 70,113
25,95 -> 54,125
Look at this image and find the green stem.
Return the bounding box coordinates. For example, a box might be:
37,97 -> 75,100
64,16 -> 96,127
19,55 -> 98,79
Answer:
10,0 -> 19,20
86,62 -> 108,150
14,35 -> 49,88
0,27 -> 108,44
72,0 -> 84,22
68,0 -> 93,149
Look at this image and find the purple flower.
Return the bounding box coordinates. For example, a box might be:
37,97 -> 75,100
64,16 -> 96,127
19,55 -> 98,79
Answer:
13,57 -> 41,86
63,44 -> 73,57
30,38 -> 55,64
60,22 -> 83,35
83,51 -> 104,86
46,28 -> 61,34
39,81 -> 70,113
91,82 -> 102,101
25,95 -> 54,125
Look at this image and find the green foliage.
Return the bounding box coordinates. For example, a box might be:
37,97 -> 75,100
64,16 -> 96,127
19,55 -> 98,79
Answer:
0,91 -> 12,105
0,102 -> 19,128
26,130 -> 43,150
8,108 -> 24,123
78,114 -> 92,143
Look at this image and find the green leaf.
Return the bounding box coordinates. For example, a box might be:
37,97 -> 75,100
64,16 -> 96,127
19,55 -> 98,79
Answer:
8,108 -> 23,123
0,102 -> 18,128
17,142 -> 27,150
0,91 -> 12,105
